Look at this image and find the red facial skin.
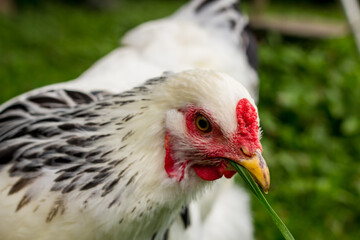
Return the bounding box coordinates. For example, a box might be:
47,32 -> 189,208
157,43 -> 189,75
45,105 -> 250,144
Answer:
164,98 -> 261,182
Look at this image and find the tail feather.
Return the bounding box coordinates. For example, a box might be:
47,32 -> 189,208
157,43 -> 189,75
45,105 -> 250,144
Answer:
174,0 -> 247,31
174,0 -> 258,70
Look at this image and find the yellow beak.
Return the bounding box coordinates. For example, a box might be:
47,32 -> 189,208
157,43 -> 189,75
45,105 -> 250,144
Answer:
234,150 -> 270,193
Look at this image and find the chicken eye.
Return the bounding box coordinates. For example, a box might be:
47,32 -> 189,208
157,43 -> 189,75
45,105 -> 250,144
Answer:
195,114 -> 212,133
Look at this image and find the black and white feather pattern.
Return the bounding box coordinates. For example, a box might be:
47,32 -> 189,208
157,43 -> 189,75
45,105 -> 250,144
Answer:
179,0 -> 258,70
0,75 -> 182,240
0,89 -> 112,195
0,74 -> 168,195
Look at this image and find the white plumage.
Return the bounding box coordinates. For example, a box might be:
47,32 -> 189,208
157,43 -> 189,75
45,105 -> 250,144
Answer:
0,0 -> 263,239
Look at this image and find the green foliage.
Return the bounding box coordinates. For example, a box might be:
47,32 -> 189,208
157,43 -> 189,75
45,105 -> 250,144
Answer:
230,160 -> 295,240
1,1 -> 360,239
257,34 -> 360,239
0,0 -> 186,103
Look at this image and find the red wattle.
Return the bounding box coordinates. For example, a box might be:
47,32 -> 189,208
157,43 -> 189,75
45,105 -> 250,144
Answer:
193,165 -> 223,181
193,162 -> 237,181
223,170 -> 236,178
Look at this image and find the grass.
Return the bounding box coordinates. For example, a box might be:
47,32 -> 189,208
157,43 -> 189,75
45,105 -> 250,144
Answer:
0,0 -> 186,103
255,34 -> 360,240
229,160 -> 295,240
1,1 -> 360,239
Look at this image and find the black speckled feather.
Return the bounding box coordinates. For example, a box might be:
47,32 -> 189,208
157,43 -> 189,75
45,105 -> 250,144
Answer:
0,75 -> 169,202
0,87 -> 144,196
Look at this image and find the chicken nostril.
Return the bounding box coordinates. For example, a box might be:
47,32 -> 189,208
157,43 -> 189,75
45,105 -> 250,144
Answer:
240,147 -> 252,157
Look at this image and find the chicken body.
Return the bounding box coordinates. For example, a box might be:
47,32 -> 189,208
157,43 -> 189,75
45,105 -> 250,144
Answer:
0,70 -> 265,240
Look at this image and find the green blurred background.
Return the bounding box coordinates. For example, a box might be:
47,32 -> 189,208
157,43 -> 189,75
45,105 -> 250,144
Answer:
1,0 -> 360,239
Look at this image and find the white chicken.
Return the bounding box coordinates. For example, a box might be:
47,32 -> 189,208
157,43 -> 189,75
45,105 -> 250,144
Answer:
0,0 -> 265,240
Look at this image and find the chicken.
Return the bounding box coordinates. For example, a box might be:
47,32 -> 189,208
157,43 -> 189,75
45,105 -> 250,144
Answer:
0,69 -> 268,240
0,0 -> 264,239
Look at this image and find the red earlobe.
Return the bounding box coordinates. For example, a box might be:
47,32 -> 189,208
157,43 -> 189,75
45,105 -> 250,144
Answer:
164,132 -> 185,181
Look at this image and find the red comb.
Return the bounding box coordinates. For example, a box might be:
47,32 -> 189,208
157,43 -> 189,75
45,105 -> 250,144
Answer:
234,98 -> 262,153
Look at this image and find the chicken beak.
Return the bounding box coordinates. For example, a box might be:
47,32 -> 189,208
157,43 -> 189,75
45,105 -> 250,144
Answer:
233,150 -> 270,194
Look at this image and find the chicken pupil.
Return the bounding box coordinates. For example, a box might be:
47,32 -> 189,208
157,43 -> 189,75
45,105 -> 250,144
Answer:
199,119 -> 207,128
197,117 -> 209,130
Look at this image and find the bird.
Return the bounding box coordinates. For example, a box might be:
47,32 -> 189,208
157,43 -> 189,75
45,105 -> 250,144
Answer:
0,69 -> 269,240
0,0 -> 265,240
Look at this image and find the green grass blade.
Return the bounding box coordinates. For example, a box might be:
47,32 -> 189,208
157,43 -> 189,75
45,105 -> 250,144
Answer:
228,161 -> 295,240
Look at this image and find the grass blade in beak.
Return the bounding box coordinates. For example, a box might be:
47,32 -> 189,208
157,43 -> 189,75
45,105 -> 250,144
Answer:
228,160 -> 295,240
